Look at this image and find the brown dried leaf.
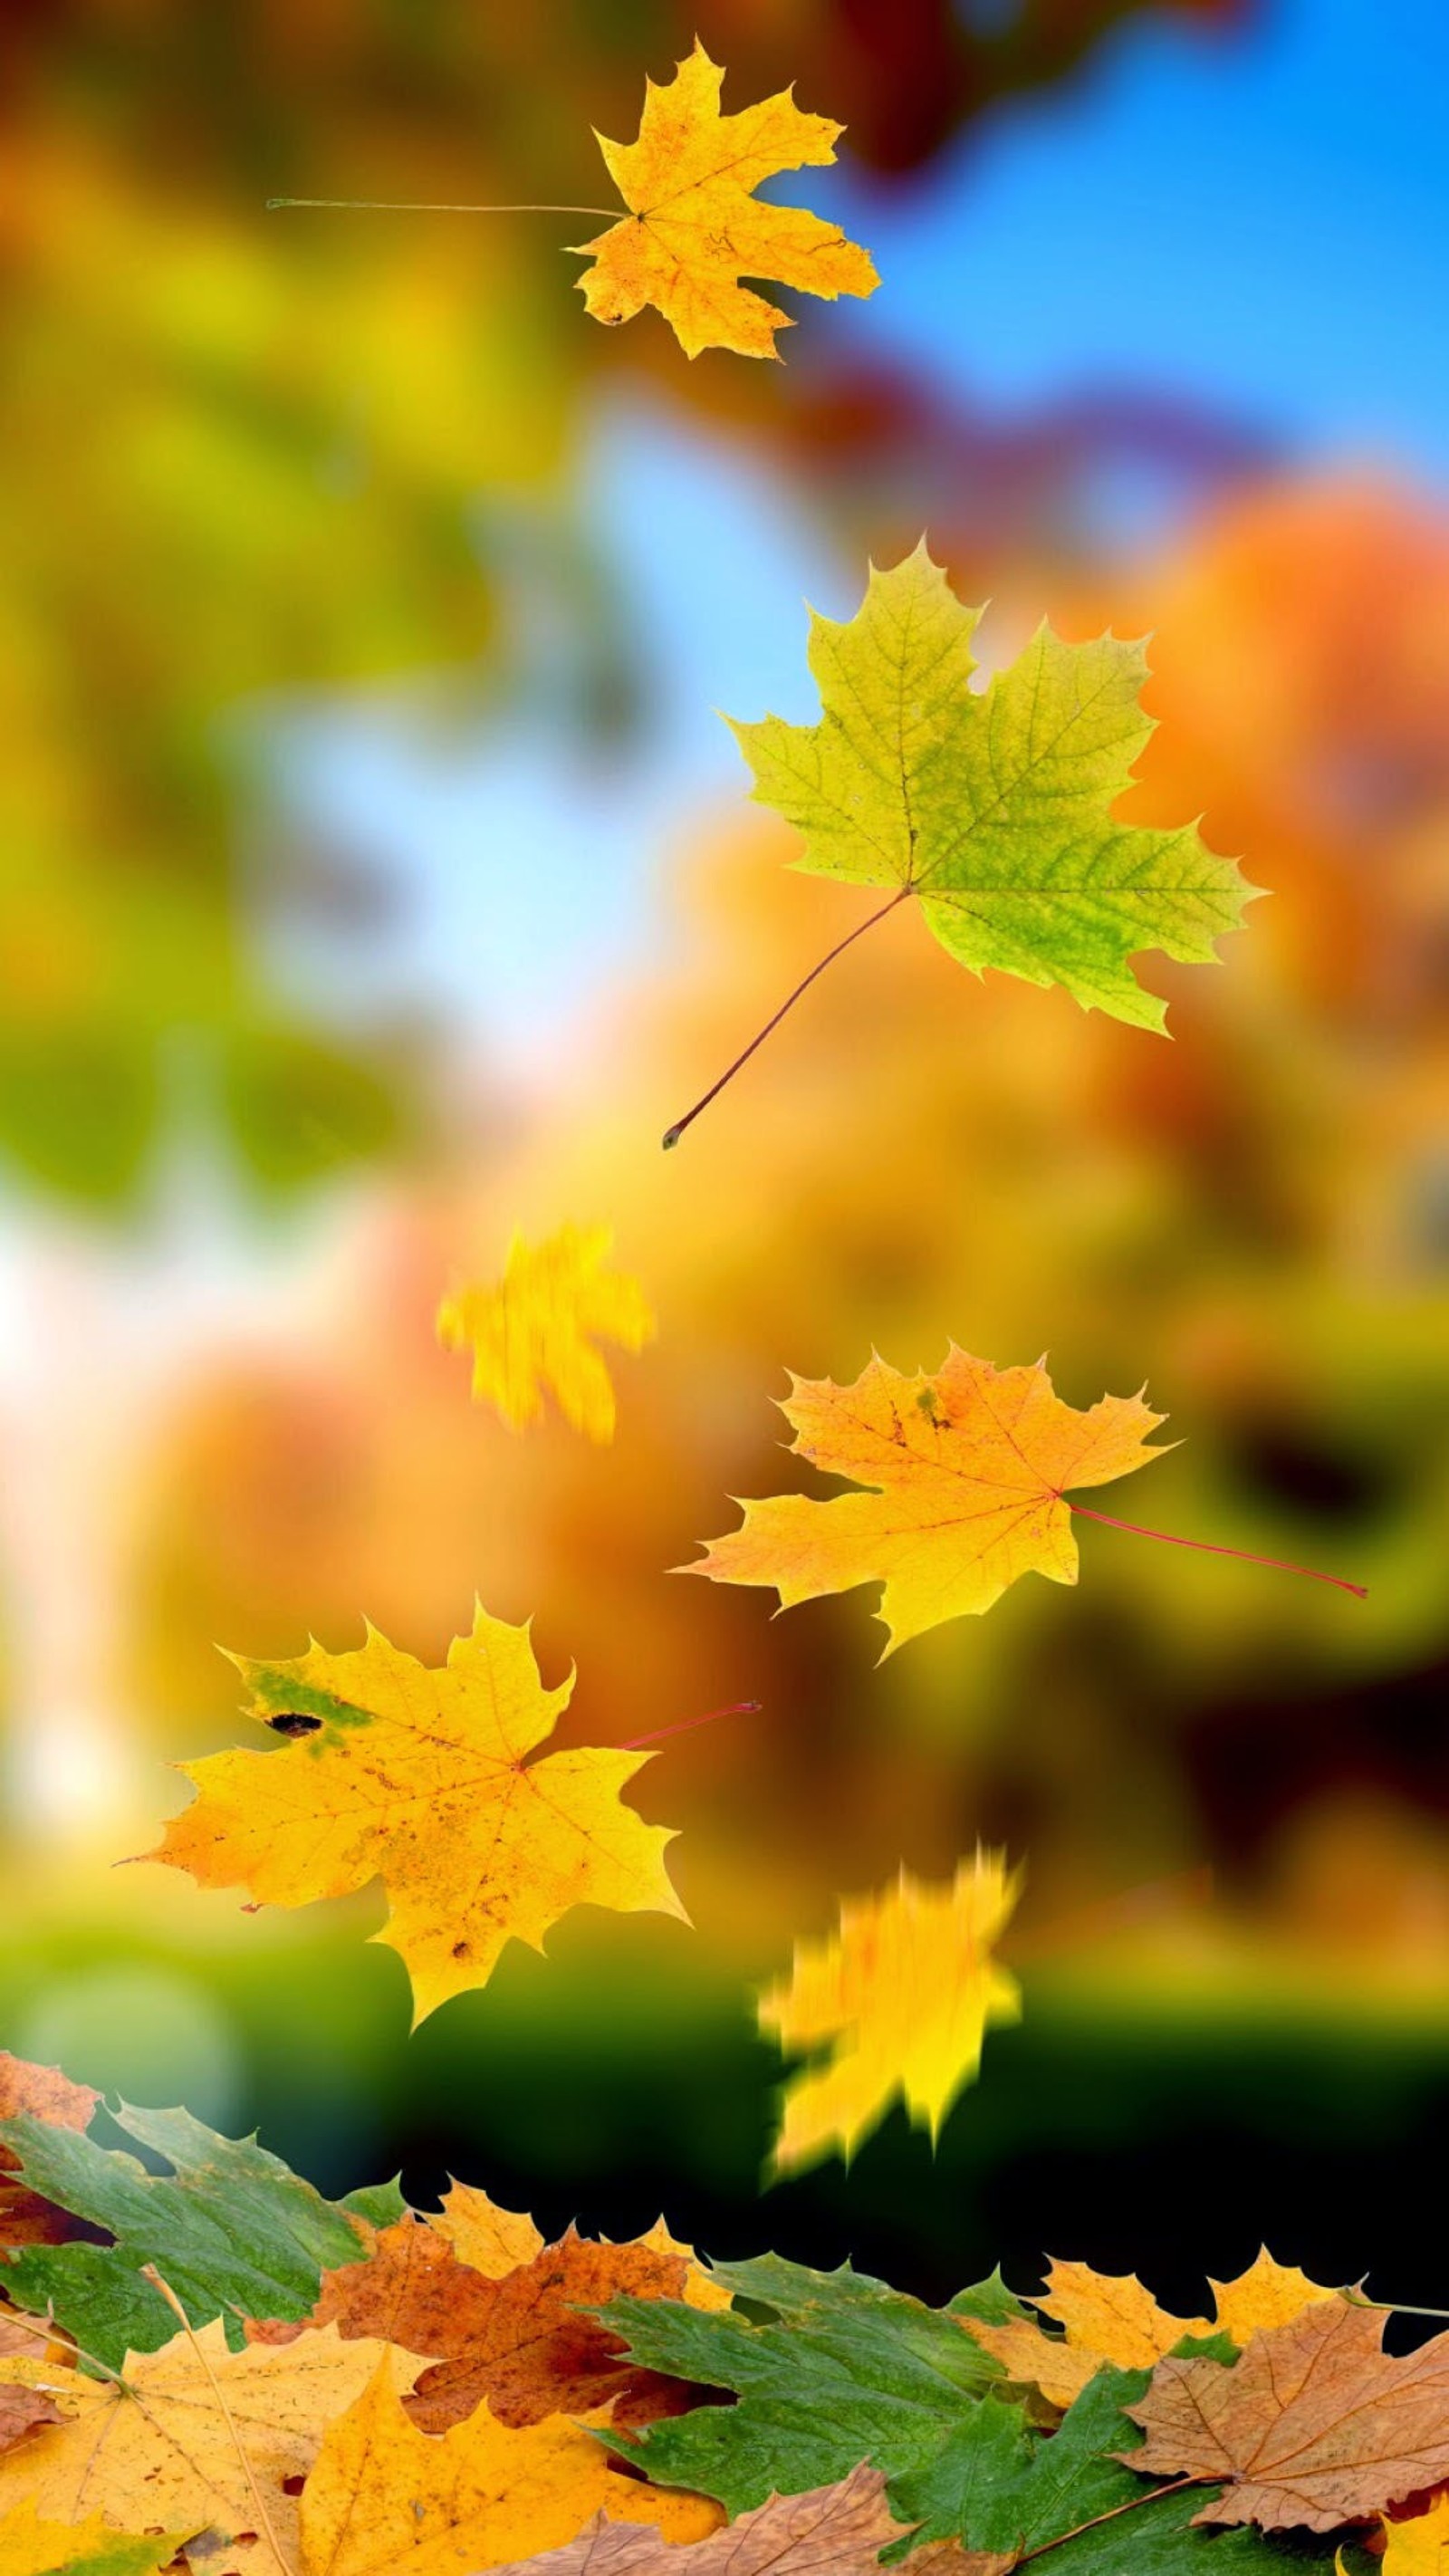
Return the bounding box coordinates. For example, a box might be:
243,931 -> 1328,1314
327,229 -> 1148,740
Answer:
0,2377 -> 62,2453
483,2461 -> 911,2573
1127,2297 -> 1449,2532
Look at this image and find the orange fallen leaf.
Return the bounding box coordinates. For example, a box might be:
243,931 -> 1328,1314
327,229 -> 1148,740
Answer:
482,2462 -> 912,2573
143,1606 -> 687,2023
573,42 -> 878,360
252,2217 -> 720,2436
1127,2296 -> 1449,2531
298,2350 -> 720,2576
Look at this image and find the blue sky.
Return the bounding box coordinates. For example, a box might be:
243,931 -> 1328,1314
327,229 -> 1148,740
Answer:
280,0 -> 1449,1066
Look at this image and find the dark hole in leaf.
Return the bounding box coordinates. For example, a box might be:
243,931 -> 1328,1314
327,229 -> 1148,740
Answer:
266,1712 -> 322,1738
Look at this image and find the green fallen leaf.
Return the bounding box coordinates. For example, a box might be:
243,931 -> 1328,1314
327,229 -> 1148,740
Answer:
0,2100 -> 390,2368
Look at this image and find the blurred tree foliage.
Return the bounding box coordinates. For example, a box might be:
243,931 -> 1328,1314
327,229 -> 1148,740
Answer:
0,0 -> 1252,1206
130,478 -> 1449,1990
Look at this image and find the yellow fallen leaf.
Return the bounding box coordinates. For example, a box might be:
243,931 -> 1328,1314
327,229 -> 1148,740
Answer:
573,41 -> 878,361
1382,2495 -> 1449,2573
299,2351 -> 721,2576
1207,2249 -> 1345,2344
630,2223 -> 732,2314
0,2502 -> 181,2576
758,1853 -> 1022,2172
438,1224 -> 655,1445
144,1605 -> 687,2023
955,2316 -> 1103,2413
688,1347 -> 1168,1656
1034,2259 -> 1209,2369
0,2322 -> 423,2576
431,2182 -> 544,2280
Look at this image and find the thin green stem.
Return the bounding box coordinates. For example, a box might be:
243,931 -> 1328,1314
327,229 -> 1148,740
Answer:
663,886 -> 913,1149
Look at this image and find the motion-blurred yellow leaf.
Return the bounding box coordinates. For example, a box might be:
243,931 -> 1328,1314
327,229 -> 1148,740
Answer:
145,1606 -> 688,2023
574,42 -> 878,360
689,1347 -> 1168,1654
758,1852 -> 1022,2171
438,1225 -> 655,1444
299,2350 -> 721,2576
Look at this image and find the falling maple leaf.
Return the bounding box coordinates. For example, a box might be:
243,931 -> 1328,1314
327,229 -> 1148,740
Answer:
686,1347 -> 1168,1654
0,2321 -> 425,2576
250,2215 -> 715,2437
1126,2297 -> 1449,2532
0,2502 -> 182,2576
298,2350 -> 721,2576
142,1606 -> 687,2023
571,42 -> 878,360
662,541 -> 1252,1144
483,2463 -> 911,2574
0,2059 -> 99,2253
757,1854 -> 1022,2171
437,1226 -> 656,1445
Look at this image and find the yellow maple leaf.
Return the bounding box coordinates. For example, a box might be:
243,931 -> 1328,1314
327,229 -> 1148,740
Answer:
143,1606 -> 688,2023
432,2182 -> 545,2279
572,41 -> 878,360
1034,2259 -> 1209,2368
1382,2496 -> 1449,2574
299,2351 -> 721,2576
1206,2248 -> 1345,2344
963,2248 -> 1346,2407
757,1852 -> 1022,2173
687,1346 -> 1168,1655
438,1224 -> 655,1444
0,2502 -> 183,2576
0,2323 -> 422,2576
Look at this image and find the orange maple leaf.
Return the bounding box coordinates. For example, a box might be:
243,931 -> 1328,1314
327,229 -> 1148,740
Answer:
686,1347 -> 1168,1654
251,2216 -> 716,2437
573,41 -> 878,360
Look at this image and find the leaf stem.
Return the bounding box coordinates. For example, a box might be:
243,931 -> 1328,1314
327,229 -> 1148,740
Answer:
1065,1503 -> 1367,1599
662,886 -> 914,1149
620,1699 -> 761,1751
266,197 -> 619,216
140,2265 -> 297,2576
1012,2476 -> 1206,2568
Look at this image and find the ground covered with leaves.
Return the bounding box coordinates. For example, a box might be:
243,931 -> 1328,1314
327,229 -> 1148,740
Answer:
0,2049 -> 1439,2574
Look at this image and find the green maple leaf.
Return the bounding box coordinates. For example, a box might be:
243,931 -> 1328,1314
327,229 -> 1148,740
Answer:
608,2269 -> 1348,2575
0,2100 -> 398,2369
896,2361 -> 1341,2571
663,542 -> 1255,1145
601,2253 -> 1021,2514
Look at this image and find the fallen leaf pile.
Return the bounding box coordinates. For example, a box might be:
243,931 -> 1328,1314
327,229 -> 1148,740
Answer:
0,2058 -> 1436,2572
